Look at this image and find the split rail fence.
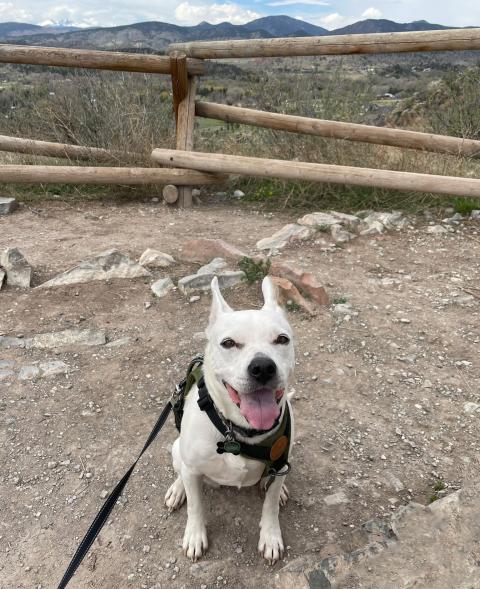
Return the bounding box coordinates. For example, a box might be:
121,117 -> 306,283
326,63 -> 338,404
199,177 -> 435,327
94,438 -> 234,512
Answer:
2,28 -> 480,206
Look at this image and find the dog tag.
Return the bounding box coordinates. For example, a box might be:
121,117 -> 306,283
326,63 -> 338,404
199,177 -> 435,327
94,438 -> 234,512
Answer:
223,440 -> 241,455
270,436 -> 288,461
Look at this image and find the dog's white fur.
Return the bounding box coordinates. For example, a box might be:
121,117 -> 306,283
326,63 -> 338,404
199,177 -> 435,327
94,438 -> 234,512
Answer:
165,277 -> 295,563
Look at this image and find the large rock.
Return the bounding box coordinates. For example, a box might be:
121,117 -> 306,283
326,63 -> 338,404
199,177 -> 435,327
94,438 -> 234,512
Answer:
256,224 -> 316,251
270,277 -> 317,315
197,258 -> 229,275
1,247 -> 32,288
359,211 -> 408,235
38,249 -> 150,288
270,262 -> 329,306
0,197 -> 18,215
298,211 -> 360,232
178,271 -> 245,295
28,328 -> 106,349
179,238 -> 248,263
151,277 -> 175,298
139,248 -> 176,269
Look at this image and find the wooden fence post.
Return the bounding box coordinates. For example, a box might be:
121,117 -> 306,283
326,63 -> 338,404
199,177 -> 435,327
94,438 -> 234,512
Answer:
170,51 -> 197,208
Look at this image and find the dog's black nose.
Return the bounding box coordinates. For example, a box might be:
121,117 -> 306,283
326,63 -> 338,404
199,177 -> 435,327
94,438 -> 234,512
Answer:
248,356 -> 277,385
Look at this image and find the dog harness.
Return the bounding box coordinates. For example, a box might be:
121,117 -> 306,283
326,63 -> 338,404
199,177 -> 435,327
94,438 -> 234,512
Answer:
171,355 -> 292,482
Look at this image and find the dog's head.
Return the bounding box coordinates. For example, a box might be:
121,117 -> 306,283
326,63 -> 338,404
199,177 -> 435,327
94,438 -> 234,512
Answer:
204,276 -> 294,432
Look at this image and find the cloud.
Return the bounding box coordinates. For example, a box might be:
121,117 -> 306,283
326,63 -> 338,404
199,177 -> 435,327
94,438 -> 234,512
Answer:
267,0 -> 330,6
316,12 -> 354,29
175,2 -> 261,25
0,1 -> 30,21
361,6 -> 382,19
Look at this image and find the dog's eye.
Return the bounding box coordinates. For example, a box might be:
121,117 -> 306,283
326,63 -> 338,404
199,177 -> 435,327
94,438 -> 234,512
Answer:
221,338 -> 237,349
274,334 -> 290,345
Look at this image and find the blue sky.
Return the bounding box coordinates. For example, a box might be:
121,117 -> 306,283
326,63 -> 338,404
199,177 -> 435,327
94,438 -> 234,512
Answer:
2,0 -> 480,29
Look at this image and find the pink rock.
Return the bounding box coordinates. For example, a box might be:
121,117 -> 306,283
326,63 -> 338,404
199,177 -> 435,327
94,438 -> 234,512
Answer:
270,277 -> 317,316
179,238 -> 249,264
270,261 -> 329,306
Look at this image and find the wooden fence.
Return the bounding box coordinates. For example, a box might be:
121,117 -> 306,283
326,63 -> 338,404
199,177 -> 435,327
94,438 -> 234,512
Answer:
1,28 -> 480,206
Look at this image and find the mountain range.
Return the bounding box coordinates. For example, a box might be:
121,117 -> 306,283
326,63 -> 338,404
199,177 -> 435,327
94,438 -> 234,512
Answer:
0,16 -> 471,52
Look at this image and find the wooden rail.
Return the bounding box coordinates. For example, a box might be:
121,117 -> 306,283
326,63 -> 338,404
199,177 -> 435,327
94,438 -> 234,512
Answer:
195,101 -> 480,158
169,28 -> 480,59
151,148 -> 480,198
0,165 -> 225,185
0,134 -> 132,161
0,44 -> 205,75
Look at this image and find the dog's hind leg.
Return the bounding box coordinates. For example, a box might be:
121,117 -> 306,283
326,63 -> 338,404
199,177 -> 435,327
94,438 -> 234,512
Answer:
258,475 -> 286,565
165,438 -> 186,511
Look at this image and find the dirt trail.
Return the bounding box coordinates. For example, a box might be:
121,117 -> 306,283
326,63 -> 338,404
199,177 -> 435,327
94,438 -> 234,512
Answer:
1,201 -> 479,588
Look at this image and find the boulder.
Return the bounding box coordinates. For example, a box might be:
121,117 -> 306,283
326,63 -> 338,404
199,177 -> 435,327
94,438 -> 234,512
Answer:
38,249 -> 150,288
139,248 -> 176,269
270,262 -> 329,306
179,238 -> 248,263
178,271 -> 245,295
197,258 -> 229,275
28,328 -> 106,349
1,247 -> 32,288
256,224 -> 315,251
270,277 -> 317,315
0,197 -> 18,215
151,277 -> 175,298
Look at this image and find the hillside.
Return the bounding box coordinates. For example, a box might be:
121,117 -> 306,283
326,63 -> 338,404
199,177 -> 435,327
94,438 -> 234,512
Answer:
0,16 -> 471,52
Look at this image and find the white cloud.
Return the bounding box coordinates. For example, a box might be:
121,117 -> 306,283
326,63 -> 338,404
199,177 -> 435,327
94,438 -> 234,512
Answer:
175,2 -> 261,25
0,1 -> 30,21
267,0 -> 330,6
316,12 -> 354,29
361,6 -> 382,19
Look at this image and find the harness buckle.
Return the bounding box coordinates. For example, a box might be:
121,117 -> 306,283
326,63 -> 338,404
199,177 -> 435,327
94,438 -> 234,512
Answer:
197,391 -> 214,412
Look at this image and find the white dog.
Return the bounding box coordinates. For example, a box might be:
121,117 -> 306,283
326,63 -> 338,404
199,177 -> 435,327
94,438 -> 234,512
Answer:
165,276 -> 295,563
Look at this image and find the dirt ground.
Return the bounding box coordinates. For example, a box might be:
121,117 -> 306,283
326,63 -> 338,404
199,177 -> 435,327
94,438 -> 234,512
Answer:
1,199 -> 479,589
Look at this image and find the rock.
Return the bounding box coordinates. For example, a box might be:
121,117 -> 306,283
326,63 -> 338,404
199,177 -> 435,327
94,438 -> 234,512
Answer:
106,336 -> 132,347
28,328 -> 106,349
427,225 -> 448,234
270,261 -> 329,305
330,224 -> 356,243
270,277 -> 317,315
298,211 -> 360,230
233,189 -> 245,198
1,247 -> 32,288
192,188 -> 201,198
38,249 -> 150,288
179,238 -> 248,263
463,402 -> 480,414
256,224 -> 315,251
197,258 -> 229,275
442,213 -> 463,225
359,219 -> 385,236
366,211 -> 407,229
151,277 -> 175,298
383,472 -> 405,492
470,210 -> 480,220
178,271 -> 245,294
0,268 -> 5,290
323,490 -> 349,506
39,361 -> 69,377
0,197 -> 18,215
0,336 -> 28,349
18,365 -> 41,380
139,249 -> 176,269
332,303 -> 354,315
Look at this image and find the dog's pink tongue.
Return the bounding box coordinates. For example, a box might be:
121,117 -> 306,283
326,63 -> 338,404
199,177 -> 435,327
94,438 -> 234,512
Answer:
239,389 -> 280,430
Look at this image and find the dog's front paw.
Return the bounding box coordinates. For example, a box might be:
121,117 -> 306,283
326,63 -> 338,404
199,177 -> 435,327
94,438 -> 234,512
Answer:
183,521 -> 208,561
165,477 -> 186,512
258,525 -> 284,565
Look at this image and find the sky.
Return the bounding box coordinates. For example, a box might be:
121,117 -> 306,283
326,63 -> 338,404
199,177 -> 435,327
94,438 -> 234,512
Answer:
2,0 -> 480,30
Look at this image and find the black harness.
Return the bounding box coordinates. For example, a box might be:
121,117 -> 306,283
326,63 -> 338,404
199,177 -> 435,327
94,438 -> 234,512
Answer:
56,355 -> 291,589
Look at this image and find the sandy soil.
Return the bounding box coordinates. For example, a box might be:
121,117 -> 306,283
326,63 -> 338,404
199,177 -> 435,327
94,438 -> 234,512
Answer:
1,200 -> 479,589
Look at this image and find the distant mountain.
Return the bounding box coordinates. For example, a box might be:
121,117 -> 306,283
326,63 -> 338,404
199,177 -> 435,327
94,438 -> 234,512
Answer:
333,18 -> 451,35
244,15 -> 327,37
0,17 -> 472,52
0,21 -> 79,39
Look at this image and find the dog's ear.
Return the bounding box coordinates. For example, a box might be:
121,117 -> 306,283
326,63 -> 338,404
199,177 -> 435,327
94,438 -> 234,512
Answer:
209,276 -> 233,324
261,276 -> 280,311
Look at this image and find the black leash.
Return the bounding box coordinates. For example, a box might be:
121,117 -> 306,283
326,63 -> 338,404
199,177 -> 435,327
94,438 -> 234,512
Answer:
56,401 -> 173,589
